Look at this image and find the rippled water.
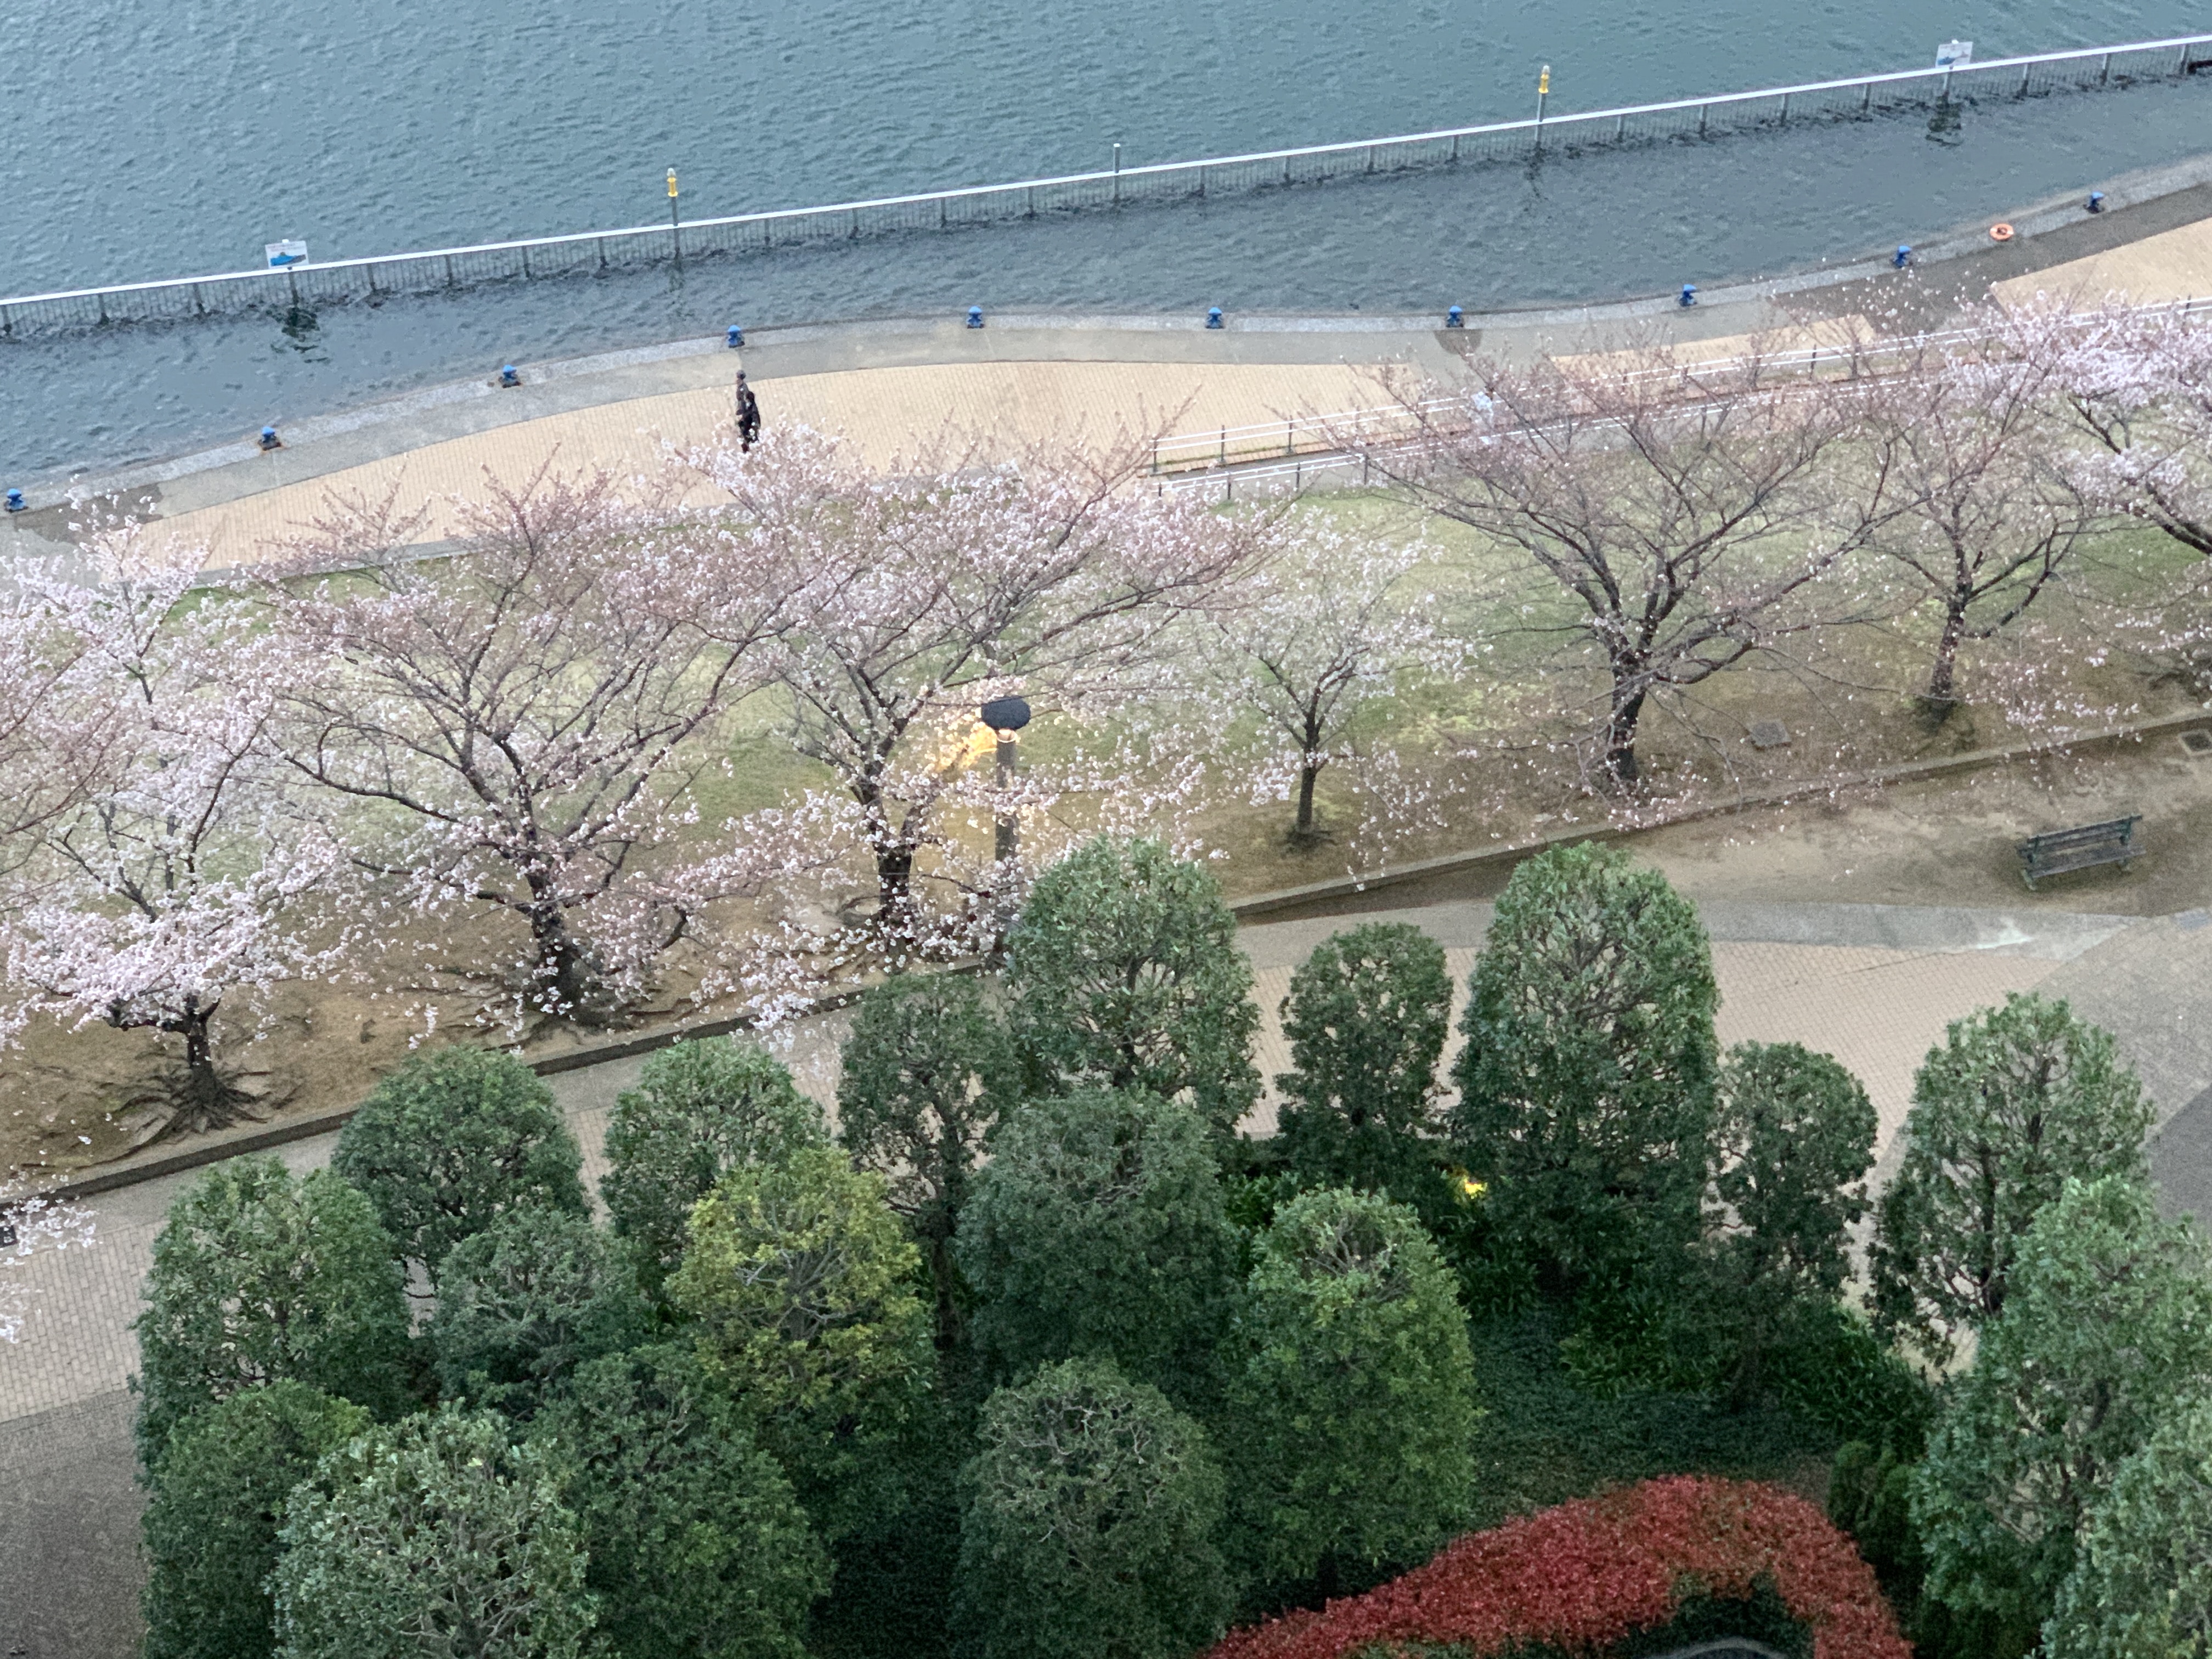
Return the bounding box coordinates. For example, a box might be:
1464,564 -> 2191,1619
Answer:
2,0 -> 2208,479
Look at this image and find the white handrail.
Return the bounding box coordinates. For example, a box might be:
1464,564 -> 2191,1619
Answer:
3,33 -> 2205,317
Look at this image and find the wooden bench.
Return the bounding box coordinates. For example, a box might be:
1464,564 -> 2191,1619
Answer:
2017,815 -> 2142,890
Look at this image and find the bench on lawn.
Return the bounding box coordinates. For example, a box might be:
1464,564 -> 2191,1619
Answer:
2017,814 -> 2142,890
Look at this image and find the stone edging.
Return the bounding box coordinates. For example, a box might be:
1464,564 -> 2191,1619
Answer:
19,704 -> 2209,1206
1229,705 -> 2212,921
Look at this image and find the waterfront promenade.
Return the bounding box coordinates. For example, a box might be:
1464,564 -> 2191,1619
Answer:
11,162 -> 2212,1659
10,157 -> 2212,579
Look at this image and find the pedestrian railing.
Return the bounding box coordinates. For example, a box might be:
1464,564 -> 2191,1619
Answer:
1152,294 -> 2212,498
3,34 -> 2209,338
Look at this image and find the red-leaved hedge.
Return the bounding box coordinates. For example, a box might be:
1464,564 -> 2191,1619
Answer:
1204,1477 -> 1906,1659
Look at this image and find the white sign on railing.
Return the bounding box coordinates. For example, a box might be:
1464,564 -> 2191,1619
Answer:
264,241 -> 309,269
1935,41 -> 1974,67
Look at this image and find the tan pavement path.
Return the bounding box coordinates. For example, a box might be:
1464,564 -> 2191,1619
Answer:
143,358 -> 1389,571
1994,212 -> 2212,307
0,896 -> 2138,1427
0,893 -> 2182,1659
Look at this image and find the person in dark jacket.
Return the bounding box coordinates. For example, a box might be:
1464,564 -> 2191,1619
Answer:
735,370 -> 762,452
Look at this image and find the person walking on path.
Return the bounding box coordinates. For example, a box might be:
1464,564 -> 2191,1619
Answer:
735,370 -> 762,452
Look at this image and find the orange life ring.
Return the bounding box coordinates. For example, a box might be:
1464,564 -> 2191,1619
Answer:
1990,222 -> 2016,241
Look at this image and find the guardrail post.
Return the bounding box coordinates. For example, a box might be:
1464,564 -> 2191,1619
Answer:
1449,132 -> 1460,160
1,303 -> 10,337
1285,420 -> 1294,456
192,284 -> 204,316
1218,427 -> 1227,465
851,208 -> 861,236
1615,114 -> 1626,140
1779,92 -> 1790,122
1365,144 -> 1376,172
2019,65 -> 2032,95
596,238 -> 606,269
1283,155 -> 1293,183
2101,52 -> 2112,83
1861,81 -> 1873,111
521,246 -> 532,279
940,198 -> 948,227
1699,103 -> 1709,133
445,256 -> 456,289
1198,165 -> 1206,198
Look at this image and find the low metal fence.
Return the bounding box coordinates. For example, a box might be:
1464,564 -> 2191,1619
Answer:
3,34 -> 2209,338
1153,294 -> 2212,499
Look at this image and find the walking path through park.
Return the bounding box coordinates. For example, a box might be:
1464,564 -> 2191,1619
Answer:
13,891 -> 2212,1659
10,158 -> 2212,581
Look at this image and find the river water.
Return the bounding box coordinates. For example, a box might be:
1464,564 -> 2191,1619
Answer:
2,0 -> 2208,481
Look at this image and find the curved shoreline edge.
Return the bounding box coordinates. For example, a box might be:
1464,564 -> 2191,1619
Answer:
8,144 -> 2212,522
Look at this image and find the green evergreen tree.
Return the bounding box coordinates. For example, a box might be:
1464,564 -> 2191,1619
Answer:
530,1345 -> 830,1659
333,1047 -> 586,1277
600,1037 -> 826,1295
272,1406 -> 596,1659
2046,1391 -> 2212,1659
1911,1177 -> 2212,1629
141,1382 -> 372,1659
1005,837 -> 1261,1137
1225,1188 -> 1479,1589
428,1207 -> 651,1419
1702,1041 -> 1878,1407
956,1357 -> 1232,1659
837,974 -> 1018,1348
668,1143 -> 932,1532
956,1088 -> 1239,1404
134,1157 -> 409,1460
1449,842 -> 1719,1299
1276,923 -> 1452,1200
1872,993 -> 2151,1363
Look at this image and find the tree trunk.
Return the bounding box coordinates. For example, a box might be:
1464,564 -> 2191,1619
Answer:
1923,598 -> 1968,712
527,896 -> 604,1023
1293,762 -> 1321,843
1603,682 -> 1647,792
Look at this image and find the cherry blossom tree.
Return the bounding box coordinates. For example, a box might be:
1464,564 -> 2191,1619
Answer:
1861,345 -> 2100,712
2000,296 -> 2212,560
680,427 -> 1254,963
1356,345 -> 1898,792
0,579 -> 112,871
1190,515 -> 1458,845
261,465 -> 792,1028
0,529 -> 342,1132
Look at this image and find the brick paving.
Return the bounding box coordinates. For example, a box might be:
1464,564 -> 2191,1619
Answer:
5,897 -> 2202,1659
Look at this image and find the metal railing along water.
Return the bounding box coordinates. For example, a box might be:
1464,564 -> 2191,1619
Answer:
3,34 -> 2210,338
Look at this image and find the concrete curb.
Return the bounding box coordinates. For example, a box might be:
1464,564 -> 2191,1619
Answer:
1229,705 -> 2212,922
17,992 -> 864,1207
18,703 -> 2210,1206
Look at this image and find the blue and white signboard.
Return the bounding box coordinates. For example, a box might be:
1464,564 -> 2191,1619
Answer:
265,240 -> 310,268
1934,40 -> 1973,66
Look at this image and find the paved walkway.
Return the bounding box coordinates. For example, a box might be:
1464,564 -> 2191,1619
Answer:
143,358 -> 1396,571
8,893 -> 2208,1659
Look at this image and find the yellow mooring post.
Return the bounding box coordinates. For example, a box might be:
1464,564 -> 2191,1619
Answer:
667,168 -> 681,260
1536,64 -> 1551,146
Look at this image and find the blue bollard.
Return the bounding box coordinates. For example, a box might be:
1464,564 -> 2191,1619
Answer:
967,306 -> 984,329
2088,191 -> 2106,213
1206,306 -> 1224,329
259,426 -> 281,451
499,364 -> 520,387
1446,304 -> 1465,329
1679,284 -> 1697,308
726,324 -> 744,347
1894,244 -> 1912,268
4,488 -> 24,514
